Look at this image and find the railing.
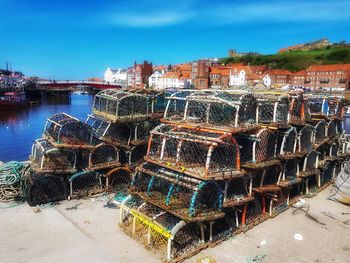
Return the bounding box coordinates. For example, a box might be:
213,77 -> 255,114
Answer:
36,80 -> 121,86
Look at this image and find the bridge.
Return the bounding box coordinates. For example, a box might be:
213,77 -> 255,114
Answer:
35,80 -> 122,91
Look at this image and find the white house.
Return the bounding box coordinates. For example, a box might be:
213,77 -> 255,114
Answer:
148,71 -> 163,89
229,67 -> 248,86
263,74 -> 271,86
104,68 -> 127,86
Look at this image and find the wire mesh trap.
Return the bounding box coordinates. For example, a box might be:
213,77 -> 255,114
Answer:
146,124 -> 242,179
306,95 -> 345,119
30,138 -> 77,174
26,174 -> 68,206
296,125 -> 315,155
320,160 -> 338,186
326,119 -> 338,138
105,166 -> 132,192
236,128 -> 277,164
120,195 -> 204,261
256,93 -> 290,125
250,164 -> 282,193
44,112 -> 93,148
314,120 -> 328,147
163,91 -> 258,132
221,176 -> 254,207
337,134 -> 350,157
68,171 -> 103,199
86,114 -> 159,149
288,93 -> 311,125
131,162 -> 225,221
298,149 -> 319,177
92,89 -> 164,123
0,161 -> 30,202
263,188 -> 289,216
78,143 -> 120,170
276,127 -> 297,158
278,158 -> 301,187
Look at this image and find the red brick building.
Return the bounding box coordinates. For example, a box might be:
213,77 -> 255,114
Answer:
290,70 -> 306,87
192,60 -> 210,89
264,69 -> 292,86
305,64 -> 350,90
127,61 -> 153,88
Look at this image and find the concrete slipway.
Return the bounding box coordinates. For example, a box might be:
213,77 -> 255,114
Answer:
1,187 -> 349,263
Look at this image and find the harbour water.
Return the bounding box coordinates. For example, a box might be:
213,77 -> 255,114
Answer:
0,94 -> 94,162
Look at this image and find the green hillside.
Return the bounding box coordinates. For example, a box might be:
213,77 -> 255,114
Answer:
221,46 -> 350,72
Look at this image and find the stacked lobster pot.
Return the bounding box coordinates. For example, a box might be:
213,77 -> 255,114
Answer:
118,89 -> 349,262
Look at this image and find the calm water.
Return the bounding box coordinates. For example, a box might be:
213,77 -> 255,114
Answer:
0,94 -> 94,162
1,95 -> 350,162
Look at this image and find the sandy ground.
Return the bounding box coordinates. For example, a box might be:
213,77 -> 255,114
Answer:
0,187 -> 349,263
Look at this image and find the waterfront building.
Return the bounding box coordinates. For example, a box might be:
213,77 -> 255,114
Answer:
229,64 -> 251,86
305,64 -> 350,90
262,69 -> 292,87
127,61 -> 153,88
148,71 -> 163,89
104,68 -> 127,86
192,60 -> 210,89
291,70 -> 307,87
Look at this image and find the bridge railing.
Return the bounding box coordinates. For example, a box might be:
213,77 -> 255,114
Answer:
37,80 -> 121,86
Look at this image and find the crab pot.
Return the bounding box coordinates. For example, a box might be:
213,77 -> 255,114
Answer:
299,149 -> 319,177
105,166 -> 132,192
86,114 -> 159,149
146,124 -> 241,179
278,158 -> 299,186
329,142 -> 340,157
44,112 -> 93,147
68,171 -> 103,199
220,176 -> 253,207
320,160 -> 337,186
307,95 -> 345,118
120,145 -> 148,166
338,135 -> 350,156
264,188 -> 289,216
164,91 -> 258,130
289,93 -> 310,124
302,173 -> 319,195
92,89 -> 164,123
87,143 -> 120,170
243,198 -> 263,225
131,163 -> 224,221
26,174 -> 68,206
236,128 -> 277,163
326,120 -> 338,138
256,94 -> 290,124
313,120 -> 327,146
296,125 -> 314,154
289,183 -> 302,203
30,138 -> 77,174
208,208 -> 239,241
120,195 -> 203,262
251,165 -> 281,191
276,127 -> 297,158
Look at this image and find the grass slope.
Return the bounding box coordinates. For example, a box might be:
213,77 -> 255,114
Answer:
221,46 -> 350,72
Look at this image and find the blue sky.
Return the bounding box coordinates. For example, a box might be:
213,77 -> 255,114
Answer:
0,0 -> 349,79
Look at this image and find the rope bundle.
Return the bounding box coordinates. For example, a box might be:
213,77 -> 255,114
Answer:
0,161 -> 29,202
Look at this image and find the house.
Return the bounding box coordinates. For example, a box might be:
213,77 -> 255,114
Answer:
305,64 -> 350,90
158,71 -> 192,89
192,60 -> 210,89
127,61 -> 153,88
263,69 -> 292,87
104,68 -> 127,86
229,64 -> 251,86
209,66 -> 230,88
290,70 -> 306,87
148,71 -> 163,89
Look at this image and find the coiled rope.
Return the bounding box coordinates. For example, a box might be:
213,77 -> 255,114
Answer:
0,161 -> 29,202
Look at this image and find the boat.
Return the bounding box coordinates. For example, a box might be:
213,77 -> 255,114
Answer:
0,90 -> 29,110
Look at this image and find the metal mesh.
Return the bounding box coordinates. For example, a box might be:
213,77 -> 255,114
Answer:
146,124 -> 241,178
280,158 -> 298,183
131,163 -> 223,220
257,95 -> 289,124
314,120 -> 327,145
326,120 -> 338,138
297,125 -> 314,153
120,195 -> 202,261
26,174 -> 67,206
221,176 -> 252,207
105,167 -> 132,192
300,149 -> 319,172
30,138 -> 77,173
276,127 -> 297,157
44,113 -> 92,146
68,171 -> 103,199
251,165 -> 281,189
320,160 -> 336,185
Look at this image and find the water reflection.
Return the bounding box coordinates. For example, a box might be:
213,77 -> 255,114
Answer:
0,94 -> 93,162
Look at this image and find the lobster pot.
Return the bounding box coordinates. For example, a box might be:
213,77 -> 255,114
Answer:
289,183 -> 302,203
329,142 -> 340,157
245,198 -> 263,224
68,171 -> 103,199
296,125 -> 314,154
338,134 -> 350,156
314,120 -> 327,146
26,174 -> 67,206
86,114 -> 110,138
44,113 -> 92,147
279,158 -> 299,185
120,195 -> 203,262
92,89 -> 164,123
146,124 -> 241,179
337,119 -> 344,134
30,138 -> 77,174
163,91 -> 193,122
251,165 -> 281,190
120,145 -> 148,166
307,96 -> 325,115
264,188 -> 289,216
289,94 -> 310,124
105,166 -> 132,192
130,88 -> 165,113
220,176 -> 253,207
299,149 -> 319,176
209,208 -> 239,241
276,127 -> 297,157
132,163 -> 224,220
326,120 -> 338,138
256,94 -> 289,124
89,143 -> 120,170
308,95 -> 345,118
328,97 -> 344,117
320,160 -> 337,186
302,174 -> 319,195
237,128 -> 277,163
